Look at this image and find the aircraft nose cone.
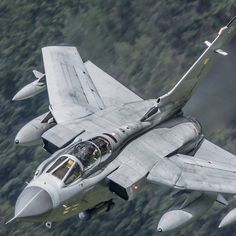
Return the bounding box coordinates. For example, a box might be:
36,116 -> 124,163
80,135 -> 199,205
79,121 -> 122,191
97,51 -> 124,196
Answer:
15,186 -> 53,219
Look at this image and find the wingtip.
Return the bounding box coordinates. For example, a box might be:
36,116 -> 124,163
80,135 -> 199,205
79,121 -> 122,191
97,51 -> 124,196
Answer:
227,16 -> 236,27
5,216 -> 17,225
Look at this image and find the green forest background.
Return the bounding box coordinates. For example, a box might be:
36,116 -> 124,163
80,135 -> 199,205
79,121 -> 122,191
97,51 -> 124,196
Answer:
0,1 -> 236,235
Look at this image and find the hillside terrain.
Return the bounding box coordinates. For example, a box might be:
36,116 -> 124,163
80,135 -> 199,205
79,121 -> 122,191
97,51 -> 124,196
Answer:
0,1 -> 236,235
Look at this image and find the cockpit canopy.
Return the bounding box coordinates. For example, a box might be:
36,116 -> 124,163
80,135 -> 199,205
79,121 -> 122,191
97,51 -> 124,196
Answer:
68,136 -> 111,169
46,137 -> 111,185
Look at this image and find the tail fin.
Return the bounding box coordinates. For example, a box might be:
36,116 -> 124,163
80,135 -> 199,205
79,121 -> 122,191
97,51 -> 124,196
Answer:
158,16 -> 236,110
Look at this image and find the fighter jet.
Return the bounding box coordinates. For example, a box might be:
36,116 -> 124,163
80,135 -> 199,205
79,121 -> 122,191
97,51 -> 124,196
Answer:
8,16 -> 236,233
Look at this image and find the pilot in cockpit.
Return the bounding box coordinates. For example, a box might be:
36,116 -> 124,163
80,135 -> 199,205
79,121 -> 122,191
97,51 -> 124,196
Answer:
69,136 -> 111,168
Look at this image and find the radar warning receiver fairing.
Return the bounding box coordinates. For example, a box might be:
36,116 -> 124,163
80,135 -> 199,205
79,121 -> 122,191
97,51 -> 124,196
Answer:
8,16 -> 236,233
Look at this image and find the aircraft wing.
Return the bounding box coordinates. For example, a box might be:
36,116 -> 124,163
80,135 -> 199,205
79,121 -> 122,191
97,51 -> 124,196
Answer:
42,46 -> 141,123
42,46 -> 105,123
159,16 -> 236,110
147,138 -> 236,194
84,61 -> 142,107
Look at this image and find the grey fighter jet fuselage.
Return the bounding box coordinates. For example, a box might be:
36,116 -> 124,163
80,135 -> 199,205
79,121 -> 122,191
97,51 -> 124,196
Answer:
9,16 -> 236,233
15,98 -> 201,223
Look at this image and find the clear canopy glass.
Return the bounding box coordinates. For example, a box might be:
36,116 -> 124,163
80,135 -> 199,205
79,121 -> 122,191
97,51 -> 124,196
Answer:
46,136 -> 111,185
68,136 -> 111,169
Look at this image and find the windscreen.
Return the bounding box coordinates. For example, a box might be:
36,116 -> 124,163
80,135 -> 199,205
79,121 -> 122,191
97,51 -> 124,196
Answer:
64,163 -> 82,185
46,156 -> 67,173
52,158 -> 75,180
46,155 -> 83,185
